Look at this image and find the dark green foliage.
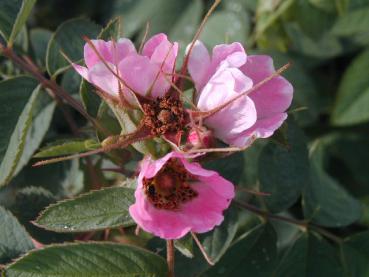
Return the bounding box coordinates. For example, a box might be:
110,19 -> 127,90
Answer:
1,0 -> 369,276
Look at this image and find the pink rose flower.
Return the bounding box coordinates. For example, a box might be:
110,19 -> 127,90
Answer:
129,152 -> 235,239
187,41 -> 293,147
73,33 -> 178,101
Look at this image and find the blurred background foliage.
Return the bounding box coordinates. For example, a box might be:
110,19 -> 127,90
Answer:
1,0 -> 369,276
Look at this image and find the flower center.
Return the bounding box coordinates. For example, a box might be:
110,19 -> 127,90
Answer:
142,95 -> 187,135
142,158 -> 198,210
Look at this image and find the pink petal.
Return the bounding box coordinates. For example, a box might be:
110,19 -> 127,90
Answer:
187,40 -> 211,92
230,113 -> 288,147
129,152 -> 235,239
72,64 -> 89,81
197,68 -> 257,144
241,55 -> 293,119
118,54 -> 170,98
84,39 -> 136,69
88,62 -> 119,96
142,33 -> 168,58
211,42 -> 247,71
142,33 -> 178,80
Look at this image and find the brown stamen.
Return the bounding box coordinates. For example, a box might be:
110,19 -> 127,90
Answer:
142,158 -> 198,210
142,95 -> 188,136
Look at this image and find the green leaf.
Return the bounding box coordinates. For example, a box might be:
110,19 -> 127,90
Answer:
30,28 -> 52,66
174,234 -> 194,258
0,0 -> 36,45
201,224 -> 277,276
309,0 -> 345,13
113,0 -> 169,37
341,231 -> 369,276
9,187 -> 70,245
46,18 -> 100,76
255,0 -> 294,39
35,186 -> 135,232
142,1 -> 192,36
199,208 -> 240,263
303,139 -> 362,227
98,17 -> 122,41
169,0 -> 204,67
0,77 -> 55,186
205,152 -> 245,185
332,49 -> 369,126
34,139 -> 100,158
80,80 -> 101,118
332,7 -> 369,36
274,232 -> 343,277
0,206 -> 34,263
200,11 -> 249,47
4,242 -> 168,277
258,119 -> 310,212
284,22 -> 343,58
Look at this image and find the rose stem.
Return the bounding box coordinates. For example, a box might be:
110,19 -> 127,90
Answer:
167,240 -> 175,277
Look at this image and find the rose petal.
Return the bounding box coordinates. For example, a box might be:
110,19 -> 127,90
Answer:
88,62 -> 119,96
84,39 -> 136,69
211,42 -> 247,70
230,113 -> 288,147
129,152 -> 235,239
197,68 -> 257,144
118,54 -> 170,98
187,40 -> 211,92
241,55 -> 293,118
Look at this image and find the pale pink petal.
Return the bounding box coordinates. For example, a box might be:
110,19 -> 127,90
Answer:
197,68 -> 257,144
84,39 -> 136,69
88,62 -> 119,96
230,113 -> 288,147
150,39 -> 178,71
187,40 -> 211,92
211,42 -> 247,71
118,54 -> 170,98
241,55 -> 293,118
114,38 -> 137,63
142,33 -> 168,58
72,64 -> 89,81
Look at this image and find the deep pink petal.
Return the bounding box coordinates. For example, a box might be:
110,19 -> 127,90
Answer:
241,55 -> 293,119
129,152 -> 235,239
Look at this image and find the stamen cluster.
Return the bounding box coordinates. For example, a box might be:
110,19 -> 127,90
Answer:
142,95 -> 187,136
142,158 -> 197,210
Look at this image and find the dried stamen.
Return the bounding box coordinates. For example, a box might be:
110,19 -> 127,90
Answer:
142,95 -> 188,136
142,158 -> 198,210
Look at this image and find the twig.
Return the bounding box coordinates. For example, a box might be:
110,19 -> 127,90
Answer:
191,232 -> 215,266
